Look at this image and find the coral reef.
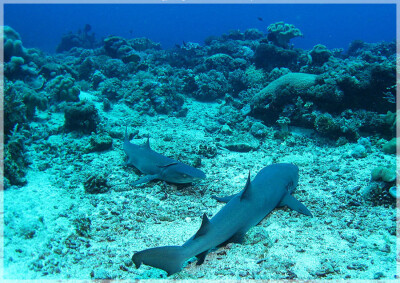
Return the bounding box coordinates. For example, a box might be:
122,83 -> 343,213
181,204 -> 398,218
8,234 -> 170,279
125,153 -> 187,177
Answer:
87,133 -> 113,152
4,80 -> 28,137
251,72 -> 317,123
219,133 -> 260,152
309,44 -> 332,66
254,43 -> 298,71
5,23 -> 389,142
250,121 -> 269,138
204,53 -> 235,74
46,75 -> 80,102
84,172 -> 110,194
3,26 -> 27,62
3,23 -> 397,280
78,57 -> 95,80
196,143 -> 218,158
103,36 -> 141,64
56,24 -> 99,52
73,216 -> 91,237
3,23 -> 395,142
193,70 -> 229,101
130,37 -> 161,51
64,101 -> 99,133
382,138 -> 396,154
4,125 -> 29,188
2,78 -> 46,188
267,21 -> 303,48
371,166 -> 396,183
362,164 -> 396,207
99,78 -> 123,100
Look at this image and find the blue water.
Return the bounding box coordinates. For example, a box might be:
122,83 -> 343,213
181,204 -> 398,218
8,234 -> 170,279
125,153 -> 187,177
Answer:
4,3 -> 396,53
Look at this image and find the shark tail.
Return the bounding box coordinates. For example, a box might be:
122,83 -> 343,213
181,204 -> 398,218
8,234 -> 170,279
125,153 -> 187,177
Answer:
132,245 -> 188,276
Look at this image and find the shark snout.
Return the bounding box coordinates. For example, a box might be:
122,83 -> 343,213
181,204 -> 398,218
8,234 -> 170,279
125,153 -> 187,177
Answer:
163,163 -> 206,184
191,169 -> 206,180
177,169 -> 206,183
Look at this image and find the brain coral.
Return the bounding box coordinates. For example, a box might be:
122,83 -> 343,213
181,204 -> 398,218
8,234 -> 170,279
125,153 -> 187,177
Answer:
253,72 -> 317,106
251,72 -> 317,124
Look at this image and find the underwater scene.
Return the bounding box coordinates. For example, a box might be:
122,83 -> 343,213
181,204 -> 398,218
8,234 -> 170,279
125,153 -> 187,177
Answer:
2,2 -> 398,280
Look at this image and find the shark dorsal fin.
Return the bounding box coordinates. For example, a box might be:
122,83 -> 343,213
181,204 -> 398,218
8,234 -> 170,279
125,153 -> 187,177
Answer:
124,126 -> 129,142
240,171 -> 252,201
194,213 -> 211,239
145,137 -> 151,149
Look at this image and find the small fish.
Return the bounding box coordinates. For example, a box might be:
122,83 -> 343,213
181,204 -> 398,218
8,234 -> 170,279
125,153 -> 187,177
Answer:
257,17 -> 264,22
84,24 -> 92,33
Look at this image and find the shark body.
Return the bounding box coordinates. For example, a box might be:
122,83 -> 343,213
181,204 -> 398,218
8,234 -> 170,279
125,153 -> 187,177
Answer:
123,128 -> 206,186
132,163 -> 312,275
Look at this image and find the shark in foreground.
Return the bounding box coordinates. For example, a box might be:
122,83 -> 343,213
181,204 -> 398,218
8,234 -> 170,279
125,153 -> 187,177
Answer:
132,163 -> 312,275
123,128 -> 206,186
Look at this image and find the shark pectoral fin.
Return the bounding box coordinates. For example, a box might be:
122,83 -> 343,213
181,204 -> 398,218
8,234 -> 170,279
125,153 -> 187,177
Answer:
131,174 -> 159,186
281,194 -> 313,217
211,193 -> 239,203
229,231 -> 246,244
195,250 -> 209,265
218,231 -> 246,247
125,158 -> 134,167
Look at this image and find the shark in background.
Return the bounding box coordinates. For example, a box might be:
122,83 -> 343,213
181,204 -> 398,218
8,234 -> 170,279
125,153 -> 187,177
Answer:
132,163 -> 313,275
123,127 -> 206,186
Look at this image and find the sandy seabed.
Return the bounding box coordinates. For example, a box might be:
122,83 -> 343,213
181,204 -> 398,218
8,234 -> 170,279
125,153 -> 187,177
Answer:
3,92 -> 397,280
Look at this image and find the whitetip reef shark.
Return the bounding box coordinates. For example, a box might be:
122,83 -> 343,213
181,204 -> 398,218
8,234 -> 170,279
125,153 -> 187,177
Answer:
132,163 -> 312,275
123,127 -> 206,186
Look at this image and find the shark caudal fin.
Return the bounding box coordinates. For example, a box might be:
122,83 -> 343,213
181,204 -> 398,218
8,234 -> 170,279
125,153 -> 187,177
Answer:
132,246 -> 187,276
